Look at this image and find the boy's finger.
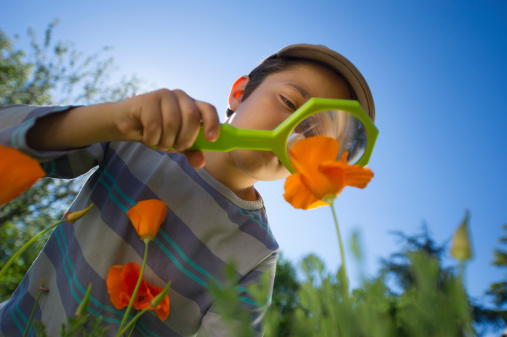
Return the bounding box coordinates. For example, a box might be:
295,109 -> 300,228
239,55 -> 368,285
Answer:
172,90 -> 201,151
157,89 -> 182,150
195,101 -> 220,142
184,150 -> 205,169
140,96 -> 164,147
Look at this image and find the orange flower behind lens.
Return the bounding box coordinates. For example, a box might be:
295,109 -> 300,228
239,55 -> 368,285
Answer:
0,145 -> 45,205
284,136 -> 374,210
127,200 -> 167,241
106,262 -> 170,321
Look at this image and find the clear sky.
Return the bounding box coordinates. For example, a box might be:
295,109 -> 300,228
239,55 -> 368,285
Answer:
2,0 -> 506,328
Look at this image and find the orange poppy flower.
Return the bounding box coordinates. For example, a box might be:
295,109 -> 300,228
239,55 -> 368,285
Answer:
0,145 -> 45,205
106,262 -> 170,321
127,200 -> 167,241
284,136 -> 374,210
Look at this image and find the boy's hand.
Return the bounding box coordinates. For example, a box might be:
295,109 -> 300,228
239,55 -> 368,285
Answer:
26,89 -> 220,169
112,89 -> 220,168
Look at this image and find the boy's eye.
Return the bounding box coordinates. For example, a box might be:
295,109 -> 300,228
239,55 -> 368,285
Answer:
280,95 -> 296,111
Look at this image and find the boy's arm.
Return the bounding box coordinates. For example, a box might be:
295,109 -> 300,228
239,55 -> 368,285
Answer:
26,89 -> 221,168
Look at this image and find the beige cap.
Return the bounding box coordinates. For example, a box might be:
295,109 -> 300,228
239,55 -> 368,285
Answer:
266,44 -> 375,121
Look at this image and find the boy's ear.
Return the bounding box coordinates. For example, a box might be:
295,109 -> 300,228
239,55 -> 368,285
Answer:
228,75 -> 249,111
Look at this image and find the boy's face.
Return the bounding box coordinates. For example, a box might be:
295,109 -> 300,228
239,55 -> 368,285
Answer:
226,61 -> 352,182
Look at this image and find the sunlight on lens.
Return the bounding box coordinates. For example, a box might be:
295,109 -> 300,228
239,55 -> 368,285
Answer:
287,110 -> 367,164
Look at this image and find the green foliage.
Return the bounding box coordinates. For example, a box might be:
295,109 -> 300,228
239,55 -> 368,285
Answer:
0,19 -> 140,106
208,262 -> 270,337
487,224 -> 507,307
213,249 -> 475,337
0,175 -> 92,301
271,253 -> 300,337
380,228 -> 507,335
265,226 -> 507,337
33,314 -> 108,337
0,220 -> 52,302
268,252 -> 473,337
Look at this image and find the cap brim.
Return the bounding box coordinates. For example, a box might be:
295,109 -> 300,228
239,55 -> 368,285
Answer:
273,44 -> 375,121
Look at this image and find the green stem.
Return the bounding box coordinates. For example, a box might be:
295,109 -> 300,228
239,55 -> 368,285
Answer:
118,308 -> 149,336
118,277 -> 172,336
22,289 -> 45,337
117,239 -> 150,336
329,201 -> 349,293
458,261 -> 467,287
0,220 -> 64,280
125,314 -> 137,337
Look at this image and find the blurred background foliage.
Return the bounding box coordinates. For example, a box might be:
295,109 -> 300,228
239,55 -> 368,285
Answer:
217,227 -> 507,337
0,21 -> 506,336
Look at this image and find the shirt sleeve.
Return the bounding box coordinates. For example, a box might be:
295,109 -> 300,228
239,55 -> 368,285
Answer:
0,104 -> 105,178
197,251 -> 278,337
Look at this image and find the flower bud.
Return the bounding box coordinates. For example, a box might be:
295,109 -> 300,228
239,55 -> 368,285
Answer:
151,281 -> 171,308
75,283 -> 92,317
65,203 -> 94,224
451,211 -> 473,262
37,279 -> 49,292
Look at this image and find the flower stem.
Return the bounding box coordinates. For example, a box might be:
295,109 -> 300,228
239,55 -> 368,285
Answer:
125,315 -> 137,337
458,261 -> 466,286
118,278 -> 171,336
117,239 -> 150,336
118,308 -> 149,336
0,220 -> 64,280
329,201 -> 349,293
22,289 -> 45,337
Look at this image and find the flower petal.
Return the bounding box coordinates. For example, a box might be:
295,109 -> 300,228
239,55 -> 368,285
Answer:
106,262 -> 150,310
283,137 -> 374,210
132,283 -> 153,310
284,173 -> 328,210
320,162 -> 374,189
288,136 -> 340,177
106,265 -> 132,309
127,200 -> 167,240
0,145 -> 45,205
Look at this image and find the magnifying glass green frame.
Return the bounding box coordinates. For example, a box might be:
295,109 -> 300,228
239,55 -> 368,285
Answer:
185,97 -> 378,173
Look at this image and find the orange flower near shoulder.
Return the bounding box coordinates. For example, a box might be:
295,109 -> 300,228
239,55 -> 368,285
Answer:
127,200 -> 167,241
106,262 -> 170,321
0,145 -> 45,205
284,136 -> 374,210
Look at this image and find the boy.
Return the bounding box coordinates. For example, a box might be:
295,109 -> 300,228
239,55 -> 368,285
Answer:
0,44 -> 375,336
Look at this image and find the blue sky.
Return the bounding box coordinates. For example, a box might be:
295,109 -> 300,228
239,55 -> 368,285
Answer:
2,0 -> 506,325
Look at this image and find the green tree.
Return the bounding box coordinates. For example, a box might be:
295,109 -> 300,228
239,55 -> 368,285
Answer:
0,19 -> 141,301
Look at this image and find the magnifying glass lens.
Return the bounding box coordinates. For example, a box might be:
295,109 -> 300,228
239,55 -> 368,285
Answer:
287,110 -> 367,164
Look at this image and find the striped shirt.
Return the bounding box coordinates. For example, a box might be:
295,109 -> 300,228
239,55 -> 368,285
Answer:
0,105 -> 279,337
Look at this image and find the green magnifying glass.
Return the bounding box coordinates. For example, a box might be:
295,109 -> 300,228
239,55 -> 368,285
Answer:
171,98 -> 378,173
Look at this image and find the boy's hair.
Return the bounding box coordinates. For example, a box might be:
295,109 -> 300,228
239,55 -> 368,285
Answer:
229,44 -> 375,121
241,57 -> 356,105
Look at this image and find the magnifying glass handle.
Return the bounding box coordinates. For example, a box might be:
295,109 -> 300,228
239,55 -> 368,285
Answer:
188,124 -> 275,152
151,124 -> 276,152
